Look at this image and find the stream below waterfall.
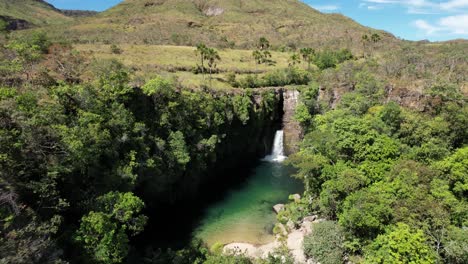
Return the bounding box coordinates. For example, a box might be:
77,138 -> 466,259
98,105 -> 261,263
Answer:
194,130 -> 303,246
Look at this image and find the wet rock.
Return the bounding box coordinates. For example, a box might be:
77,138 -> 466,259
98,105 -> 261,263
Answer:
273,204 -> 285,214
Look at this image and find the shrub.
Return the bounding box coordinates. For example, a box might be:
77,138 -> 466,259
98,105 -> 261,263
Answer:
110,44 -> 122,54
364,223 -> 436,264
303,221 -> 345,264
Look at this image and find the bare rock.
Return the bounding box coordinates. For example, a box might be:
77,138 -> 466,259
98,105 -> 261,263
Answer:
204,6 -> 224,16
276,223 -> 288,236
292,193 -> 301,202
282,89 -> 303,155
302,215 -> 318,222
273,204 -> 285,214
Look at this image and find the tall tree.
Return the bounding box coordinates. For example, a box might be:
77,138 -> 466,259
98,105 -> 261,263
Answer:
75,192 -> 147,264
361,34 -> 370,58
300,48 -> 315,70
257,37 -> 270,51
205,48 -> 221,85
195,43 -> 208,79
252,37 -> 275,72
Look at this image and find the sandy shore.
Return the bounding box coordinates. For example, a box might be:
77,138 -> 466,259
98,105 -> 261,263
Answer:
224,216 -> 320,263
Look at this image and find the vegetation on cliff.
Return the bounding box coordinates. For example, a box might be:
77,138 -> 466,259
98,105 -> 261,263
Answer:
284,70 -> 467,263
0,0 -> 467,263
0,32 -> 284,263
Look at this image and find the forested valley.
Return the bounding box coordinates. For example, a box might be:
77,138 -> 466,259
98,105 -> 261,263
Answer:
0,0 -> 467,264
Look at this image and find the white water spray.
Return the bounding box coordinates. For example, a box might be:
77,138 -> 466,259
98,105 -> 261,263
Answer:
263,130 -> 287,163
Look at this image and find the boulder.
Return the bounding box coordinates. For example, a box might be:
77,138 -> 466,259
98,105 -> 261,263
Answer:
273,204 -> 285,214
292,193 -> 301,202
302,215 -> 318,222
286,220 -> 295,230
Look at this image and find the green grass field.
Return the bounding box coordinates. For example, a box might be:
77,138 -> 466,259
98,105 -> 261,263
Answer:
76,44 -> 301,90
76,44 -> 292,71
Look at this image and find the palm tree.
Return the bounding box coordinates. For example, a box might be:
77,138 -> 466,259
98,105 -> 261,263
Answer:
196,43 -> 208,79
206,48 -> 221,85
371,33 -> 381,54
252,50 -> 263,72
361,34 -> 369,57
289,53 -> 301,66
371,33 -> 381,43
299,48 -> 315,70
258,37 -> 270,50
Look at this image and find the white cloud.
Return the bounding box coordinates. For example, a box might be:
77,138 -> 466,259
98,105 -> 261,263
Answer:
414,15 -> 468,35
438,14 -> 468,34
440,0 -> 468,10
361,0 -> 468,13
311,5 -> 340,12
414,19 -> 439,34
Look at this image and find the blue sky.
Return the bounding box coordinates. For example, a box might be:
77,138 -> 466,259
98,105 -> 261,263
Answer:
46,0 -> 468,41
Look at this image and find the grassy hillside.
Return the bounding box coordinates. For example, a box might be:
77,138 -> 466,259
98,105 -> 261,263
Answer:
0,0 -> 71,26
47,0 -> 398,52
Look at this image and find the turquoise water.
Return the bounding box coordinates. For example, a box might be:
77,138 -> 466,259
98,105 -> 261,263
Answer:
194,160 -> 303,246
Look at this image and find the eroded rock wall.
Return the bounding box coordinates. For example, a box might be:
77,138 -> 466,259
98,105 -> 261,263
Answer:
282,89 -> 303,155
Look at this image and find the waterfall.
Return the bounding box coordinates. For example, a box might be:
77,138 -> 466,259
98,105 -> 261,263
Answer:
262,130 -> 287,163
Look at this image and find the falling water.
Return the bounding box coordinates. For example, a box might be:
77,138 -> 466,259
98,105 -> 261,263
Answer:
194,129 -> 302,246
263,130 -> 287,162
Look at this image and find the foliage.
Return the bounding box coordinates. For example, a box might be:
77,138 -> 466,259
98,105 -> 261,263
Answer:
313,49 -> 354,70
288,91 -> 467,261
443,226 -> 468,264
303,221 -> 345,264
75,192 -> 148,263
364,223 -> 436,264
233,67 -> 311,88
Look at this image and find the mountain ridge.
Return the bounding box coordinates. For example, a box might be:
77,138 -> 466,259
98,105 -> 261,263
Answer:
42,0 -> 399,51
0,0 -> 71,27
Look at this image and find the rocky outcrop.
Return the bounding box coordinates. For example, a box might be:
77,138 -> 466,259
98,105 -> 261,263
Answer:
204,6 -> 224,16
224,215 -> 324,264
317,83 -> 438,112
0,16 -> 32,31
282,89 -> 303,155
385,86 -> 429,111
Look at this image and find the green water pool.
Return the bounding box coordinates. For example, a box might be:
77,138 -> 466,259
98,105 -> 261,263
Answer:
194,160 -> 303,246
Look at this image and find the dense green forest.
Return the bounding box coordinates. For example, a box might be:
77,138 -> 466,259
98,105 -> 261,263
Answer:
287,77 -> 467,263
0,32 -> 285,263
0,6 -> 467,262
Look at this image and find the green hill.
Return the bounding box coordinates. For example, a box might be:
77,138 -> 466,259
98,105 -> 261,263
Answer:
48,0 -> 398,51
0,0 -> 71,28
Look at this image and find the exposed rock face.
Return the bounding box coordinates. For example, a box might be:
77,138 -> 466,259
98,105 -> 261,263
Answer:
282,89 -> 303,155
385,86 -> 429,111
0,16 -> 32,31
318,83 -> 435,112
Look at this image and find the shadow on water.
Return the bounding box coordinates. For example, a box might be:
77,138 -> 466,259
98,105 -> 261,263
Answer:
133,131 -> 303,250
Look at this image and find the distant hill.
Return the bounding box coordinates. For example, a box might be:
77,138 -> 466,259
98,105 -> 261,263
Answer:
0,0 -> 71,28
45,0 -> 399,51
60,10 -> 99,18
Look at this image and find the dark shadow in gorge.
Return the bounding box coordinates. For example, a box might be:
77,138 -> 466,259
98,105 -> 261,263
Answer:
132,91 -> 285,252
